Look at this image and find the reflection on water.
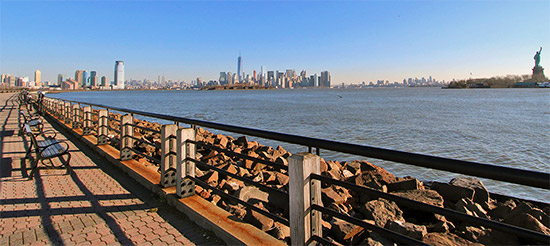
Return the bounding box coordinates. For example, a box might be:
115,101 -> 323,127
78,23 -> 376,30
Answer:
50,87 -> 550,202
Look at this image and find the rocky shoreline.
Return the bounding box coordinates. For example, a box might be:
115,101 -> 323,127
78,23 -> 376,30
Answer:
95,112 -> 550,245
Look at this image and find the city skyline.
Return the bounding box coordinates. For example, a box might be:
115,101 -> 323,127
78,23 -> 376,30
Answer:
1,1 -> 548,84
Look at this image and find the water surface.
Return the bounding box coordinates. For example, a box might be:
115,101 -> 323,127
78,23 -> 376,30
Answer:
50,88 -> 550,202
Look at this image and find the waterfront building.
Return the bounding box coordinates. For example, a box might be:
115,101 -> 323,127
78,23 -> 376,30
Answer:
61,79 -> 77,90
237,54 -> 242,82
100,76 -> 107,86
75,70 -> 84,86
227,72 -> 233,84
267,71 -> 275,86
300,70 -> 307,81
232,73 -> 238,84
285,69 -> 296,80
7,75 -> 15,87
57,74 -> 65,85
313,74 -> 319,87
90,71 -> 98,87
320,71 -> 331,87
114,61 -> 124,89
83,71 -> 89,87
219,72 -> 227,85
34,70 -> 41,87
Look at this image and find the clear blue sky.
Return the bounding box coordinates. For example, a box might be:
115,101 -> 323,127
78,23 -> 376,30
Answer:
1,0 -> 549,84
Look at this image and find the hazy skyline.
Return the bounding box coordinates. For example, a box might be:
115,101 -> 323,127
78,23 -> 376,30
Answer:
1,1 -> 549,84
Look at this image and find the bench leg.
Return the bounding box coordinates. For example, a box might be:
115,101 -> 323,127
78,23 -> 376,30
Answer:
28,159 -> 38,180
24,145 -> 32,159
61,153 -> 71,175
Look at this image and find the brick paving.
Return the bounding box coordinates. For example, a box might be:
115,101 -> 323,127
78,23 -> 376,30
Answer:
0,93 -> 224,245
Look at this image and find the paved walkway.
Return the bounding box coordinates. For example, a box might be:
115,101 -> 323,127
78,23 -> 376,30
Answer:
0,93 -> 224,245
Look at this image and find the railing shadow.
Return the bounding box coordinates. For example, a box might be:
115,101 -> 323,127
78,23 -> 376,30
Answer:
42,111 -> 225,245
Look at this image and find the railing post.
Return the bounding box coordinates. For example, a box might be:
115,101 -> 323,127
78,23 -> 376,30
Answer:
120,114 -> 134,161
176,128 -> 196,197
72,104 -> 80,128
57,100 -> 63,120
64,102 -> 71,124
83,106 -> 92,135
97,109 -> 109,145
53,100 -> 58,117
289,152 -> 322,246
161,124 -> 178,187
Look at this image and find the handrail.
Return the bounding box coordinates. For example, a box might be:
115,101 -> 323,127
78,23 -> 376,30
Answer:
46,97 -> 550,189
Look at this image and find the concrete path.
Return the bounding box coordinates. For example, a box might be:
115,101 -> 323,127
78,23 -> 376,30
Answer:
0,93 -> 224,245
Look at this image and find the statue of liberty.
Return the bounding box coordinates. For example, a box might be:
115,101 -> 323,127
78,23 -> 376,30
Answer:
534,47 -> 542,67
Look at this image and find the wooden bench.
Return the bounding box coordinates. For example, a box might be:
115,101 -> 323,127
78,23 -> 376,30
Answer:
24,124 -> 71,180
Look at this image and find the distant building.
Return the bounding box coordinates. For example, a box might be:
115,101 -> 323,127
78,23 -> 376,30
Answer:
90,71 -> 98,87
34,70 -> 41,87
61,79 -> 77,90
101,76 -> 107,86
267,71 -> 275,86
237,54 -> 242,82
219,72 -> 227,85
75,70 -> 85,86
313,74 -> 319,87
320,71 -> 331,87
227,72 -> 233,84
114,61 -> 124,89
57,74 -> 65,85
83,70 -> 88,87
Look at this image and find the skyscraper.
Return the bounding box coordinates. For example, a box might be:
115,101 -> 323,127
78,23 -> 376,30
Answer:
237,54 -> 242,83
114,61 -> 124,89
90,71 -> 97,87
101,76 -> 107,87
83,71 -> 89,87
75,70 -> 84,86
320,71 -> 331,87
34,70 -> 41,86
219,72 -> 227,85
57,74 -> 64,85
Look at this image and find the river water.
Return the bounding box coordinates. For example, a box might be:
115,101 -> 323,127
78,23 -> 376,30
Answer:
50,87 -> 550,202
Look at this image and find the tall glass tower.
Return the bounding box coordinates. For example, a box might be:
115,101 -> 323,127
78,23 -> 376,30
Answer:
114,61 -> 124,89
237,54 -> 242,83
83,71 -> 89,87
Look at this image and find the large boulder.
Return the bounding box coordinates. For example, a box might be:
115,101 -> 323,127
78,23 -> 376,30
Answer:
431,181 -> 474,203
390,189 -> 444,208
359,232 -> 395,246
503,202 -> 550,235
449,177 -> 490,206
267,222 -> 289,240
422,232 -> 482,246
244,209 -> 274,231
322,185 -> 351,205
330,218 -> 359,242
387,178 -> 423,192
488,199 -> 516,220
214,134 -> 229,148
385,220 -> 427,240
236,186 -> 288,212
359,199 -> 404,227
236,186 -> 269,204
233,136 -> 248,148
455,198 -> 488,219
351,161 -> 396,191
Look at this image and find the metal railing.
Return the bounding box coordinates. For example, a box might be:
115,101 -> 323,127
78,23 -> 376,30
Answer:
39,95 -> 550,245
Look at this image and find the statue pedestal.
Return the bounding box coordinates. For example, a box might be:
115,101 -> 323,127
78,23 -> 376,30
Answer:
532,66 -> 547,82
